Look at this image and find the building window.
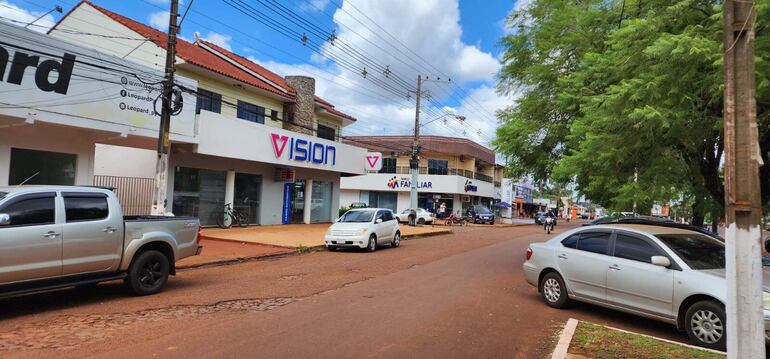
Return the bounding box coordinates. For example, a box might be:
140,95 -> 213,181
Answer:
236,100 -> 265,124
427,159 -> 448,175
9,148 -> 76,185
195,89 -> 222,114
317,124 -> 336,141
379,158 -> 396,174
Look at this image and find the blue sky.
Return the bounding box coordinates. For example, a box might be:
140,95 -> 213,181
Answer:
0,0 -> 521,146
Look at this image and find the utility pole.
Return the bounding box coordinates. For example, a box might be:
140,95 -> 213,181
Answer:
409,75 -> 422,220
152,0 -> 179,215
722,1 -> 763,357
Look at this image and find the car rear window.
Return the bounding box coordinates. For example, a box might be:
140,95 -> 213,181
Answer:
656,233 -> 724,270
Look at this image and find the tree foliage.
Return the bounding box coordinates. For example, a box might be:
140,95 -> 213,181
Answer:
495,0 -> 770,219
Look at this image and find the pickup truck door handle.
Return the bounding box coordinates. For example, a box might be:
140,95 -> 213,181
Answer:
103,226 -> 118,233
557,254 -> 568,260
43,231 -> 60,239
609,264 -> 621,271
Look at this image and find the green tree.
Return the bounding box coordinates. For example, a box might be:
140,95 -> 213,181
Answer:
495,0 -> 770,224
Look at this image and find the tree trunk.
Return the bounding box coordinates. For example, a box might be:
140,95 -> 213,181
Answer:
691,196 -> 705,227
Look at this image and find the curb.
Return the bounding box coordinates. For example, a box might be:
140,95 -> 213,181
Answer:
599,323 -> 726,355
403,230 -> 453,240
176,251 -> 296,270
551,318 -> 579,359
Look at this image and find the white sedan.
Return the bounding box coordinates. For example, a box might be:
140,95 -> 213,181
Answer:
395,208 -> 435,224
325,208 -> 401,252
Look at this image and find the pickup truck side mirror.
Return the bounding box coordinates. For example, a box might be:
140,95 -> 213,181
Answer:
0,213 -> 9,226
651,256 -> 671,268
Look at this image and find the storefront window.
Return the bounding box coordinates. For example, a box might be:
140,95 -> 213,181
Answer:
367,191 -> 397,211
234,173 -> 261,225
427,159 -> 448,175
418,193 -> 453,215
379,158 -> 396,174
310,181 -> 332,223
172,167 -> 226,226
9,148 -> 76,185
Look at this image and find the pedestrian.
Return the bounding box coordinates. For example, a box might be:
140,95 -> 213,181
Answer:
438,201 -> 446,219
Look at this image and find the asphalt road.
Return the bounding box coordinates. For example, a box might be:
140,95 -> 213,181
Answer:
0,221 -> 685,359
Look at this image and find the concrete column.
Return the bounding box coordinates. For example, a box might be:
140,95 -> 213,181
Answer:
0,144 -> 9,186
303,179 -> 313,224
225,170 -> 235,207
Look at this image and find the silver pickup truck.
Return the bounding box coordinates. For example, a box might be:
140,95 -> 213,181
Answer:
0,186 -> 202,297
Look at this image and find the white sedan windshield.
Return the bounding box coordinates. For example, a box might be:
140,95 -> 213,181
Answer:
340,210 -> 375,223
656,234 -> 725,270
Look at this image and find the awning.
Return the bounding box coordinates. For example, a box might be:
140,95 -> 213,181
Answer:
494,201 -> 512,208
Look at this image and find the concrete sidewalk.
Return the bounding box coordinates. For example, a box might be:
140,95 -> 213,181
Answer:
176,239 -> 294,269
200,223 -> 451,249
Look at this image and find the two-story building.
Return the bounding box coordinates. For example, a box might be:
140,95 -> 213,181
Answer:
0,1 -> 366,226
340,136 -> 498,214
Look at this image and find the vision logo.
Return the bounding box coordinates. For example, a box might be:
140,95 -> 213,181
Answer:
464,180 -> 478,192
387,176 -> 399,189
270,133 -> 336,166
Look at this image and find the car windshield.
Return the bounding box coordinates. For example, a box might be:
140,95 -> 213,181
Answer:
474,206 -> 491,214
339,210 -> 375,223
656,233 -> 725,270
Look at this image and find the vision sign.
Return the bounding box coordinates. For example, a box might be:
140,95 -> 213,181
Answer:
365,152 -> 382,171
271,133 -> 337,166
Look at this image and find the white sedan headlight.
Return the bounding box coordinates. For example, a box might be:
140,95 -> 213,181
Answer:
358,228 -> 368,234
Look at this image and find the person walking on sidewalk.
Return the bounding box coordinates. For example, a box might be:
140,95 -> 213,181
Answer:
438,201 -> 447,219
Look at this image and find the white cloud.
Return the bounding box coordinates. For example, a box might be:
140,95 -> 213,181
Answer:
299,0 -> 331,12
148,11 -> 169,31
202,32 -> 232,51
0,1 -> 56,33
205,0 -> 514,147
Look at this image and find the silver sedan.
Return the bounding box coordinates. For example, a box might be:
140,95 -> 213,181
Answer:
522,223 -> 770,351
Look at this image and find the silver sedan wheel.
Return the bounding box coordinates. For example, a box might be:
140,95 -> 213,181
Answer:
690,310 -> 724,344
543,278 -> 561,303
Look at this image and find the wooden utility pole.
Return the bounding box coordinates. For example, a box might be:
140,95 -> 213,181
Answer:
722,1 -> 763,357
152,0 -> 179,215
409,75 -> 422,219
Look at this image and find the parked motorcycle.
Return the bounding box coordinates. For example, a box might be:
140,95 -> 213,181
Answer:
544,216 -> 554,234
445,212 -> 466,226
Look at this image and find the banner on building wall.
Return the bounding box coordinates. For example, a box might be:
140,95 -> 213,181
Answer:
282,183 -> 293,224
365,152 -> 383,171
0,22 -> 197,139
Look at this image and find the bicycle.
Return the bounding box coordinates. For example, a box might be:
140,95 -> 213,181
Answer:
217,202 -> 249,229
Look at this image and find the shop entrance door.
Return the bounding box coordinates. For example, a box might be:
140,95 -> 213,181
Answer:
290,179 -> 306,224
234,173 -> 261,225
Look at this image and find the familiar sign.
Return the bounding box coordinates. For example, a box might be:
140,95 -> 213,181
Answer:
365,152 -> 383,171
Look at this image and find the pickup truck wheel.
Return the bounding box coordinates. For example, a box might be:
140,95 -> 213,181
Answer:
125,250 -> 170,296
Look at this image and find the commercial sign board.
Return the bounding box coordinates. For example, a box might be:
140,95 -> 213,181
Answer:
0,22 -> 197,141
387,176 -> 433,189
340,173 -> 494,198
274,167 -> 295,182
282,183 -> 293,224
196,111 -> 366,174
271,133 -> 336,166
365,152 -> 383,171
463,180 -> 478,192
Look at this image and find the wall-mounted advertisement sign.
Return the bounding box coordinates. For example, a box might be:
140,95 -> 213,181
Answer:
0,22 -> 197,140
274,167 -> 295,182
386,176 -> 433,190
365,152 -> 382,171
271,133 -> 336,166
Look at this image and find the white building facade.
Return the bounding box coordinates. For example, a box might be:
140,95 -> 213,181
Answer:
0,3 -> 367,226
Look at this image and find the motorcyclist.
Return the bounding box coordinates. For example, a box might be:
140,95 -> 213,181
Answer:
543,211 -> 555,231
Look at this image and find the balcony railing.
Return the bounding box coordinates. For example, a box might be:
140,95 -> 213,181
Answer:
475,173 -> 494,183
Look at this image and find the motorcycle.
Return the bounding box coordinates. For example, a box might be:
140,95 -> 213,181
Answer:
444,212 -> 466,226
544,216 -> 555,234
